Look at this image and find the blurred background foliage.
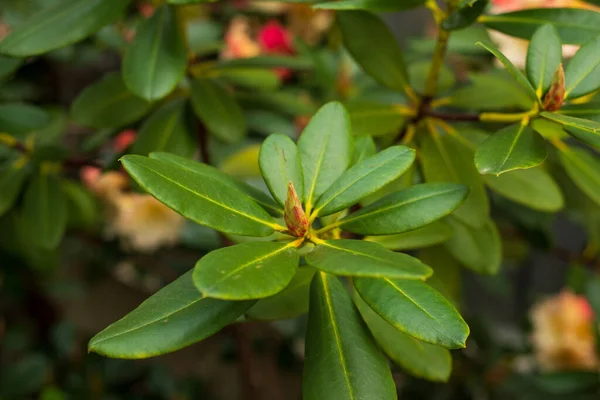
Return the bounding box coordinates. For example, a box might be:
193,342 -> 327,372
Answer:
2,0 -> 600,399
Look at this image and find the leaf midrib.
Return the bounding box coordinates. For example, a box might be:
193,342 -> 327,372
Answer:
339,188 -> 458,227
130,160 -> 277,228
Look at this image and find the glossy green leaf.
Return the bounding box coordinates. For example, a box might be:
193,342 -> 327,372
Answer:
564,36 -> 600,99
448,72 -> 534,110
346,102 -> 405,137
419,246 -> 462,305
298,102 -> 352,211
443,217 -> 502,274
121,155 -> 280,236
303,272 -> 396,400
442,0 -> 488,31
0,160 -> 29,216
193,241 -> 299,300
71,73 -> 151,129
190,78 -> 246,143
481,8 -> 600,44
22,173 -> 67,250
474,124 -> 547,175
338,11 -> 411,94
420,132 -> 489,228
354,290 -> 452,382
259,134 -> 304,207
0,103 -> 49,136
247,267 -> 316,320
123,5 -> 186,100
541,111 -> 600,148
365,221 -> 453,251
314,146 -> 415,216
306,239 -> 432,279
132,99 -> 195,157
484,167 -> 564,212
476,41 -> 538,102
352,136 -> 377,165
0,0 -> 130,56
408,60 -> 456,94
315,0 -> 425,11
530,117 -> 569,139
526,24 -> 562,97
338,183 -> 468,235
559,102 -> 600,124
149,152 -> 282,216
559,146 -> 600,207
88,271 -> 254,358
355,277 -> 469,348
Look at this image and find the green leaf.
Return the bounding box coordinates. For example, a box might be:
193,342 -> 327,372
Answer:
259,134 -> 304,207
0,0 -> 130,56
303,272 -> 396,400
0,160 -> 29,216
298,102 -> 352,211
122,5 -> 186,100
484,167 -> 564,212
352,136 -> 377,165
338,183 -> 468,235
474,124 -> 547,176
88,271 -> 254,358
354,290 -> 452,382
121,155 -> 280,236
132,99 -> 195,157
408,60 -> 456,94
315,0 -> 425,11
476,41 -> 538,102
559,146 -> 600,207
0,56 -> 22,81
0,354 -> 50,399
236,91 -> 315,117
530,117 -> 569,139
247,267 -> 316,320
541,111 -> 600,148
193,241 -> 299,300
365,221 -> 453,251
213,68 -> 280,91
62,180 -> 99,229
419,246 -> 462,305
314,146 -> 415,216
442,0 -> 488,31
354,277 -> 469,348
338,11 -> 411,94
149,152 -> 282,216
443,217 -> 502,274
216,55 -> 313,70
0,103 -> 49,136
306,239 -> 432,279
190,78 -> 246,143
71,73 -> 151,129
526,24 -> 562,97
564,36 -> 600,99
448,72 -> 534,110
22,173 -> 67,250
420,132 -> 489,228
560,102 -> 600,122
346,101 -> 405,137
480,8 -> 600,44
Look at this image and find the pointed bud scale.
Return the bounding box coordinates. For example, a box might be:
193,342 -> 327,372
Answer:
543,63 -> 565,112
284,181 -> 308,237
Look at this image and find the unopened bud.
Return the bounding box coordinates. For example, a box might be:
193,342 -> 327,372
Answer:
543,63 -> 565,112
284,182 -> 308,237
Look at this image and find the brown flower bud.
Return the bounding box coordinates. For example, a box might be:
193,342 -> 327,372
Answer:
543,63 -> 565,112
284,182 -> 308,237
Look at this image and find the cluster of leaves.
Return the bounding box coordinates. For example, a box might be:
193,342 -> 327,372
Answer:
2,0 -> 600,398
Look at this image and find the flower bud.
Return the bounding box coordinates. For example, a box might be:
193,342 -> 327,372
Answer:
543,63 -> 565,112
284,181 -> 308,237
